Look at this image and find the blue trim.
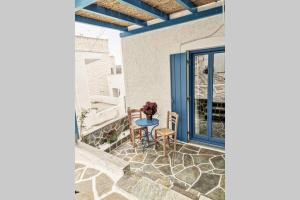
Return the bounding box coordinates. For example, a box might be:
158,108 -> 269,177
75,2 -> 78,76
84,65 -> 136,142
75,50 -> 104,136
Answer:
118,0 -> 169,20
175,0 -> 197,13
170,53 -> 188,142
83,4 -> 147,27
75,113 -> 79,140
120,6 -> 223,37
207,53 -> 213,141
180,53 -> 188,142
75,15 -> 128,31
75,0 -> 96,12
191,134 -> 225,147
170,55 -> 176,113
189,46 -> 225,148
189,46 -> 225,55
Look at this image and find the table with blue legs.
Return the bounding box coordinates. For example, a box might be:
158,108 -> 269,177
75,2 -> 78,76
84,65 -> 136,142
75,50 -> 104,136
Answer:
135,118 -> 159,152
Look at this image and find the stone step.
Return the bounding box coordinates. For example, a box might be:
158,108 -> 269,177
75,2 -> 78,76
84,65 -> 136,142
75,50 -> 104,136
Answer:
116,171 -> 213,200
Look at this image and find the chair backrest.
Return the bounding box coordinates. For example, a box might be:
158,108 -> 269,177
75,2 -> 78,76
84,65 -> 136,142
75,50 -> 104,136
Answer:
127,107 -> 142,126
166,111 -> 179,134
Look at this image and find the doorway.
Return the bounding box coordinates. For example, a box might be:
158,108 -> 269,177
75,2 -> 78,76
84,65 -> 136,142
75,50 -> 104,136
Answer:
189,47 -> 225,147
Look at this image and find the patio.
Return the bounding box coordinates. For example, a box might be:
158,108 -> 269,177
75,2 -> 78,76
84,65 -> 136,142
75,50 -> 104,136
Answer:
112,141 -> 225,200
75,0 -> 226,199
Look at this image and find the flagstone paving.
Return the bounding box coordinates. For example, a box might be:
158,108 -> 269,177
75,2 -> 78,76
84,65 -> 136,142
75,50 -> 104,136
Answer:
75,162 -> 129,200
111,141 -> 225,200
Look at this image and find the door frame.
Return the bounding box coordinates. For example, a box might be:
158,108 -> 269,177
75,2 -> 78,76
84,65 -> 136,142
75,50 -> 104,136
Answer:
189,46 -> 225,147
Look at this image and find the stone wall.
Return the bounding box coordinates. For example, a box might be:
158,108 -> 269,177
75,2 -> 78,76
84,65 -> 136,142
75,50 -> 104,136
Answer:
82,116 -> 129,148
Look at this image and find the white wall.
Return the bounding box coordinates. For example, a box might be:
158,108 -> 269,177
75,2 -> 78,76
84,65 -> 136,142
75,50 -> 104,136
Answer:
75,36 -> 127,129
121,14 -> 224,127
108,74 -> 126,97
84,52 -> 113,96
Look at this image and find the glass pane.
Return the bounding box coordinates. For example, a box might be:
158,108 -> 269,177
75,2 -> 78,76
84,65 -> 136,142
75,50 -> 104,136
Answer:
194,54 -> 209,136
212,53 -> 225,139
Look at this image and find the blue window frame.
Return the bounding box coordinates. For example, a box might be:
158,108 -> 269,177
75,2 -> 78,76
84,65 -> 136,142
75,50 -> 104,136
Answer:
189,46 -> 225,147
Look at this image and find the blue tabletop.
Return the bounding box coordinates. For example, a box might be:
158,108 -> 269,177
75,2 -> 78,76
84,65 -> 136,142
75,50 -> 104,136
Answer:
135,118 -> 159,127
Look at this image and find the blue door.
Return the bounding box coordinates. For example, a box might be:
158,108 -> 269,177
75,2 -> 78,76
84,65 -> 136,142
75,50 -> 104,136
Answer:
170,53 -> 188,142
170,47 -> 225,147
189,47 -> 225,147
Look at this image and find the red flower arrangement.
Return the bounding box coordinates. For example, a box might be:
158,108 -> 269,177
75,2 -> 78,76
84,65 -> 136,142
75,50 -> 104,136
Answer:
142,101 -> 157,120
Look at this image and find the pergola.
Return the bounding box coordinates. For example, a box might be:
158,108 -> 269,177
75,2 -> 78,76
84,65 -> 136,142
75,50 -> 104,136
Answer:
75,0 -> 224,37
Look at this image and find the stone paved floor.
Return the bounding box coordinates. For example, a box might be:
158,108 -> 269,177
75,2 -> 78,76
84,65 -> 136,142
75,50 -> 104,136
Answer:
75,162 -> 129,200
111,141 -> 225,200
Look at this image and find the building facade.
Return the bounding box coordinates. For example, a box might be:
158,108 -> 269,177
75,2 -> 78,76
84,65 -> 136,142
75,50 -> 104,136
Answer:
75,36 -> 126,131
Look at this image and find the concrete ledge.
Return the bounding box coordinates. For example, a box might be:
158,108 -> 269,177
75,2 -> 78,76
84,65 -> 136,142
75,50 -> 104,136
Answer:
75,142 -> 130,181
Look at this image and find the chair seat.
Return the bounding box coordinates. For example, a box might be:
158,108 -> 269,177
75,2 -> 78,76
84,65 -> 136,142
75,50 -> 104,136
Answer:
156,128 -> 175,136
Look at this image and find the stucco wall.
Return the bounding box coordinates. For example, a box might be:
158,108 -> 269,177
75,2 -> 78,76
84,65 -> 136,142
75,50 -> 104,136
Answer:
84,52 -> 114,96
75,36 -> 109,53
121,14 -> 224,128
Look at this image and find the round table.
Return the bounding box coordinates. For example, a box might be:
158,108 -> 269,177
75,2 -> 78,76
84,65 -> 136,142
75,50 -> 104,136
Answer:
135,118 -> 159,151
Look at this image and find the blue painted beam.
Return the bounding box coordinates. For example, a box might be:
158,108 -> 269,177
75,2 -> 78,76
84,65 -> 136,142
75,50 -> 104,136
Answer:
75,15 -> 128,31
120,6 -> 223,37
83,4 -> 147,26
176,0 -> 197,13
75,0 -> 96,12
118,0 -> 169,20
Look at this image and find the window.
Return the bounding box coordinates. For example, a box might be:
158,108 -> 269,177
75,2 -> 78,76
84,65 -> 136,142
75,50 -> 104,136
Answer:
112,88 -> 120,97
116,68 -> 122,74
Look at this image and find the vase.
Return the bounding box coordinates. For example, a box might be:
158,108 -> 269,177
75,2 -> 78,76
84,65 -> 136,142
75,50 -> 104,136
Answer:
146,114 -> 153,120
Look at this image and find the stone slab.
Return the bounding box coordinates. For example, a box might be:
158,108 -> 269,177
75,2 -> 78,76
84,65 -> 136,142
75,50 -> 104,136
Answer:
82,168 -> 100,179
75,180 -> 94,200
131,177 -> 168,200
102,192 -> 128,200
95,173 -> 114,196
154,156 -> 170,165
192,173 -> 220,194
183,154 -> 193,167
192,155 -> 212,165
158,165 -> 172,175
175,166 -> 200,185
210,156 -> 225,169
206,188 -> 225,200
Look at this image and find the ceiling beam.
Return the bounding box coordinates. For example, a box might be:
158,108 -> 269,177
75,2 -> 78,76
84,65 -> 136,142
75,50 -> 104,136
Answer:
83,4 -> 147,27
118,0 -> 169,21
75,15 -> 128,31
176,0 -> 197,13
75,0 -> 96,12
120,6 -> 223,37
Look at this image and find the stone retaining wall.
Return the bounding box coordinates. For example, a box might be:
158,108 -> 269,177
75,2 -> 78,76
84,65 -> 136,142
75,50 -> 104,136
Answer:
82,116 -> 129,148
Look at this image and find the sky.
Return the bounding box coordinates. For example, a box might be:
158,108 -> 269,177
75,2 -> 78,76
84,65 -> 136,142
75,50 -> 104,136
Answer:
75,22 -> 123,65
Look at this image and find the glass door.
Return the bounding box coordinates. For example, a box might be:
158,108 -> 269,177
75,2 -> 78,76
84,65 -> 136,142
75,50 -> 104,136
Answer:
212,52 -> 225,141
193,54 -> 209,140
190,47 -> 225,147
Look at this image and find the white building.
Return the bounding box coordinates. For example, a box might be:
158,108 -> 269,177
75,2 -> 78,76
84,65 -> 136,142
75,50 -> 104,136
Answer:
75,36 -> 126,131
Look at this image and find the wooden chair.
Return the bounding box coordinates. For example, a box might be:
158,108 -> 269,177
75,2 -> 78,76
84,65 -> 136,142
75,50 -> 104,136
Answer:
127,107 -> 144,147
155,111 -> 179,156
